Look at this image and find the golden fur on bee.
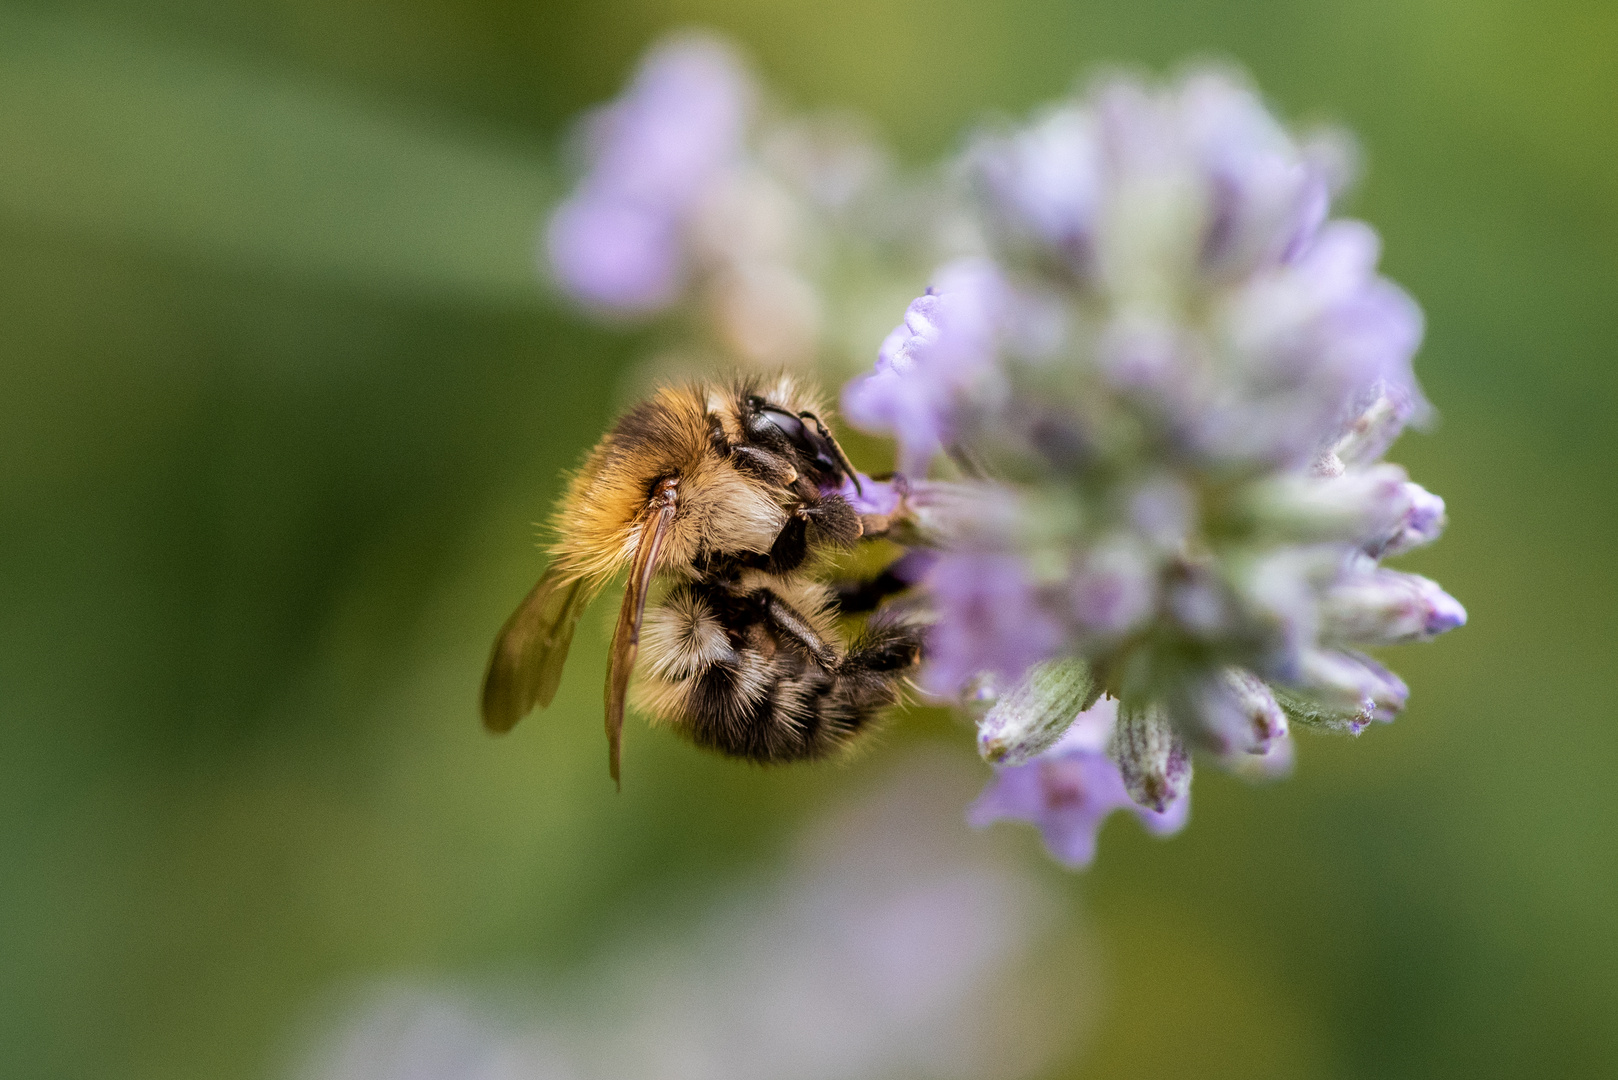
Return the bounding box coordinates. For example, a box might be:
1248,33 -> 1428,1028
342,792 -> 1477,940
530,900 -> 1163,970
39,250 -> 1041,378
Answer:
549,377 -> 805,584
480,372 -> 922,783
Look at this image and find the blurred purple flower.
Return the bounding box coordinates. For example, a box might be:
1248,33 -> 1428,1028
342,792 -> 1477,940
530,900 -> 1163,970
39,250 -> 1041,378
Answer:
922,552 -> 1063,697
546,197 -> 685,313
1067,542 -> 1156,639
967,104 -> 1101,267
969,702 -> 1189,868
1178,72 -> 1351,273
544,34 -> 754,313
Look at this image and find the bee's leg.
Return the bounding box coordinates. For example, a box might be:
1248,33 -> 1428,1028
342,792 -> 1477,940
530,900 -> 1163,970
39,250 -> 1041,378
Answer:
831,550 -> 935,614
759,590 -> 839,670
833,568 -> 912,614
764,514 -> 810,574
797,493 -> 862,547
762,494 -> 860,575
796,410 -> 862,496
729,444 -> 798,485
832,614 -> 925,706
842,613 -> 925,673
782,614 -> 924,760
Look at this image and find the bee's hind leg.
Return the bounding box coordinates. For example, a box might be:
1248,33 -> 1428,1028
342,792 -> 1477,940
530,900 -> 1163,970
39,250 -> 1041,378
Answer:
836,612 -> 924,702
760,590 -> 839,670
831,549 -> 935,614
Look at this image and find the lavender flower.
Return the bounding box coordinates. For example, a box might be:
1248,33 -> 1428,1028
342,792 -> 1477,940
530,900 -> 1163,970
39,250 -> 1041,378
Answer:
969,700 -> 1189,868
545,34 -> 755,314
542,33 -> 940,372
843,260 -> 1013,476
848,69 -> 1465,827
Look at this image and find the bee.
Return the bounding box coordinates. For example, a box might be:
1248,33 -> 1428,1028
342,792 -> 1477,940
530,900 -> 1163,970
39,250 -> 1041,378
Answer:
480,374 -> 922,784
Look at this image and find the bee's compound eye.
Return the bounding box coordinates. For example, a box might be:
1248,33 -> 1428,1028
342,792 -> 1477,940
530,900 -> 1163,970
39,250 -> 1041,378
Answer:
755,406 -> 810,445
755,406 -> 841,476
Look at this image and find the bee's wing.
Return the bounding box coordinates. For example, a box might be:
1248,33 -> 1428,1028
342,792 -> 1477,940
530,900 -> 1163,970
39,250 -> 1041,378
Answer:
481,566 -> 593,733
605,482 -> 679,788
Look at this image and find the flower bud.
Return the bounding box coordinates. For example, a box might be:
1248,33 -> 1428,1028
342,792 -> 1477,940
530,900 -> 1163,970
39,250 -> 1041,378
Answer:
977,658 -> 1102,765
1176,667 -> 1288,754
1331,383 -> 1416,467
1289,648 -> 1409,724
1109,701 -> 1192,812
1244,463 -> 1411,545
1368,482 -> 1446,557
1322,569 -> 1467,644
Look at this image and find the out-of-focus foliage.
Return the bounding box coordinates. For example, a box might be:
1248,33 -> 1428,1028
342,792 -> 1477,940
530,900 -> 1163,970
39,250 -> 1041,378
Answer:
0,2 -> 1614,1079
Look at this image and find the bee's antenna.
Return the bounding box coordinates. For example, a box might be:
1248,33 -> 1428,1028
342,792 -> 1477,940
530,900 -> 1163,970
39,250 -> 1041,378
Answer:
800,411 -> 863,496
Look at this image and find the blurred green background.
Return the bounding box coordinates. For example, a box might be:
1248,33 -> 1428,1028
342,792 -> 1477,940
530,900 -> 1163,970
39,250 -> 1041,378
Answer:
2,1 -> 1614,1077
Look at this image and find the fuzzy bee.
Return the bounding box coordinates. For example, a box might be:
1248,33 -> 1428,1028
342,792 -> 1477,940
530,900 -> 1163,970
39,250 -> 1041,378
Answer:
480,374 -> 922,783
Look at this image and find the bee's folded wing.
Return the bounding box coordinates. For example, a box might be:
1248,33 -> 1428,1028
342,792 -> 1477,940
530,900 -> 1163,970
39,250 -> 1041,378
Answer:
481,567 -> 594,733
605,481 -> 679,788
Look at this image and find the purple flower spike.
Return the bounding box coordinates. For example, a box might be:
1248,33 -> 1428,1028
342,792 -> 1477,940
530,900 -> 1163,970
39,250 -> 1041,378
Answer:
969,703 -> 1189,868
839,68 -> 1463,844
539,41 -> 1467,868
583,35 -> 753,208
544,34 -> 755,314
546,196 -> 684,313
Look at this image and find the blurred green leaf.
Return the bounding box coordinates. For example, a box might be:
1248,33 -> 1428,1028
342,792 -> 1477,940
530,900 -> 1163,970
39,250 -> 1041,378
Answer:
0,7 -> 552,302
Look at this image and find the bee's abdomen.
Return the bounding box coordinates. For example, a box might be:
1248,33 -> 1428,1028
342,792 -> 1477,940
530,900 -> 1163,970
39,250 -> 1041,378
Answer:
633,585 -> 920,765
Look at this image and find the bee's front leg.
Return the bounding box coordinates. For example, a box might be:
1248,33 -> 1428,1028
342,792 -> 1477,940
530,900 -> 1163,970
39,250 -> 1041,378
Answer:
728,444 -> 798,486
796,493 -> 862,548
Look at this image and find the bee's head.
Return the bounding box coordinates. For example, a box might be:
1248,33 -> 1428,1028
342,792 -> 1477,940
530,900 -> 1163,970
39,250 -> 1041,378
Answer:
743,396 -> 847,484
